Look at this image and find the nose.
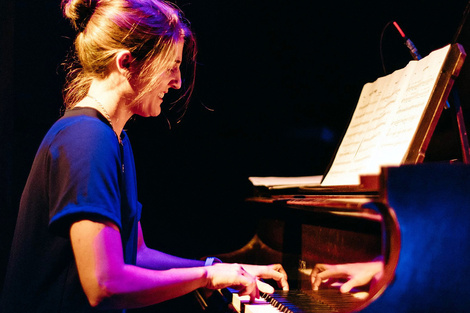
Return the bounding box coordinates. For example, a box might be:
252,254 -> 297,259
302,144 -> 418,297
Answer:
170,68 -> 182,90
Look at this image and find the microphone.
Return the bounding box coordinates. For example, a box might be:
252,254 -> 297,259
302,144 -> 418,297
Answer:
392,21 -> 452,110
393,21 -> 422,60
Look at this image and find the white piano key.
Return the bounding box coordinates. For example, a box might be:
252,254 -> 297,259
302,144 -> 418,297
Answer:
232,293 -> 283,313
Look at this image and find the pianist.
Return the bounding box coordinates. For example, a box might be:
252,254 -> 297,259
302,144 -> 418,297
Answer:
0,0 -> 288,312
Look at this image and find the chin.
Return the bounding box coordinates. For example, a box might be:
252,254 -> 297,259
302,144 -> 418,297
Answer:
149,110 -> 162,117
138,102 -> 162,117
150,105 -> 162,117
140,110 -> 161,118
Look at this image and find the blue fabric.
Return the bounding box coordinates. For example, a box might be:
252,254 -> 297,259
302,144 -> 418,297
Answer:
1,108 -> 142,312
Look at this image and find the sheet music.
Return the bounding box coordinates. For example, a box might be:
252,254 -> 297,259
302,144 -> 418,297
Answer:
249,175 -> 323,189
321,45 -> 451,186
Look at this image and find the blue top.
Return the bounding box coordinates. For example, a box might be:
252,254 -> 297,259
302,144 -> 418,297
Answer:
1,107 -> 142,313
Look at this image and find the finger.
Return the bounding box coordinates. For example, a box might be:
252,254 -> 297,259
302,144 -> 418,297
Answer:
340,276 -> 370,294
257,280 -> 275,294
237,267 -> 259,302
340,279 -> 358,293
279,275 -> 289,291
266,268 -> 289,291
272,265 -> 289,291
246,265 -> 290,291
312,270 -> 335,290
271,264 -> 288,277
249,284 -> 260,303
312,272 -> 324,290
310,265 -> 322,278
240,275 -> 258,303
312,275 -> 326,291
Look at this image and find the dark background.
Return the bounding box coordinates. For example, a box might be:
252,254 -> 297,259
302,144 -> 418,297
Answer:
1,0 -> 470,294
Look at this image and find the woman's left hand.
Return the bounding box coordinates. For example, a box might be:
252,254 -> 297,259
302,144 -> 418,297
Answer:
310,261 -> 384,293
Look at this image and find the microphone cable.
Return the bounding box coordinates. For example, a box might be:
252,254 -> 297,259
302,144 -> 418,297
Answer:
380,20 -> 421,74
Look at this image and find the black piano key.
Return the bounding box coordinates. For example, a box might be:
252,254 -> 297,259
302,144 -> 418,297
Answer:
259,289 -> 366,313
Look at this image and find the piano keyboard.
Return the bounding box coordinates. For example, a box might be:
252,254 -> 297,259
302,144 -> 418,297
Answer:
232,290 -> 368,313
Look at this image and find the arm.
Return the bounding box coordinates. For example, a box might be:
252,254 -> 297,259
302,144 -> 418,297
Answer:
135,222 -> 289,291
70,219 -> 258,309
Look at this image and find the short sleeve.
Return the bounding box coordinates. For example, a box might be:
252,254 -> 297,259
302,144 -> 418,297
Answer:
47,117 -> 123,236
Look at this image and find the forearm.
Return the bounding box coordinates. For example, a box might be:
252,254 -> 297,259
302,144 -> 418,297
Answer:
72,220 -> 208,309
95,265 -> 208,310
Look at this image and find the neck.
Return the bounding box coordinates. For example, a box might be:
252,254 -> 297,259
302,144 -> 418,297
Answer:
76,74 -> 134,136
79,93 -> 132,140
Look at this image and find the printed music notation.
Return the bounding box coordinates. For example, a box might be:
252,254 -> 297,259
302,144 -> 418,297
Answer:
321,45 -> 451,186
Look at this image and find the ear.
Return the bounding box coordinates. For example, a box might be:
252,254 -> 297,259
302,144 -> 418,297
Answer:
115,50 -> 133,74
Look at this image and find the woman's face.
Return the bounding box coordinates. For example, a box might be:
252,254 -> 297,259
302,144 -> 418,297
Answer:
132,40 -> 184,117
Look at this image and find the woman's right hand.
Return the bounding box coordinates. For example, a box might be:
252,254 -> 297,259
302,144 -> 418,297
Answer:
204,263 -> 260,302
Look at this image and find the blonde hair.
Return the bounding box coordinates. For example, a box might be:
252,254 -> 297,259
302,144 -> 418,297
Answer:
61,0 -> 196,120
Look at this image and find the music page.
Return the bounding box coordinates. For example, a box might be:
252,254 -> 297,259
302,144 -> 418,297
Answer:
321,45 -> 451,186
249,175 -> 323,189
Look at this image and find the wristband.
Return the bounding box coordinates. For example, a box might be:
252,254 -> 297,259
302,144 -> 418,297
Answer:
204,257 -> 222,266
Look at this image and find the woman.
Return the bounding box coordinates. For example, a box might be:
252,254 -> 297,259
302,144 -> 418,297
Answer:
0,0 -> 288,312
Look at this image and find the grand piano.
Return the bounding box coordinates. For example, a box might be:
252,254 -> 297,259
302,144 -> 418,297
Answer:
197,43 -> 470,312
209,163 -> 470,313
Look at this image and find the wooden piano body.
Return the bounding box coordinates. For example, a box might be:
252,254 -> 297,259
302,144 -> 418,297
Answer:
214,163 -> 470,312
198,44 -> 470,312
210,43 -> 470,312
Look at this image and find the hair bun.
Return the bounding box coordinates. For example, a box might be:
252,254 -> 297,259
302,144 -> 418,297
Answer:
62,0 -> 98,32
